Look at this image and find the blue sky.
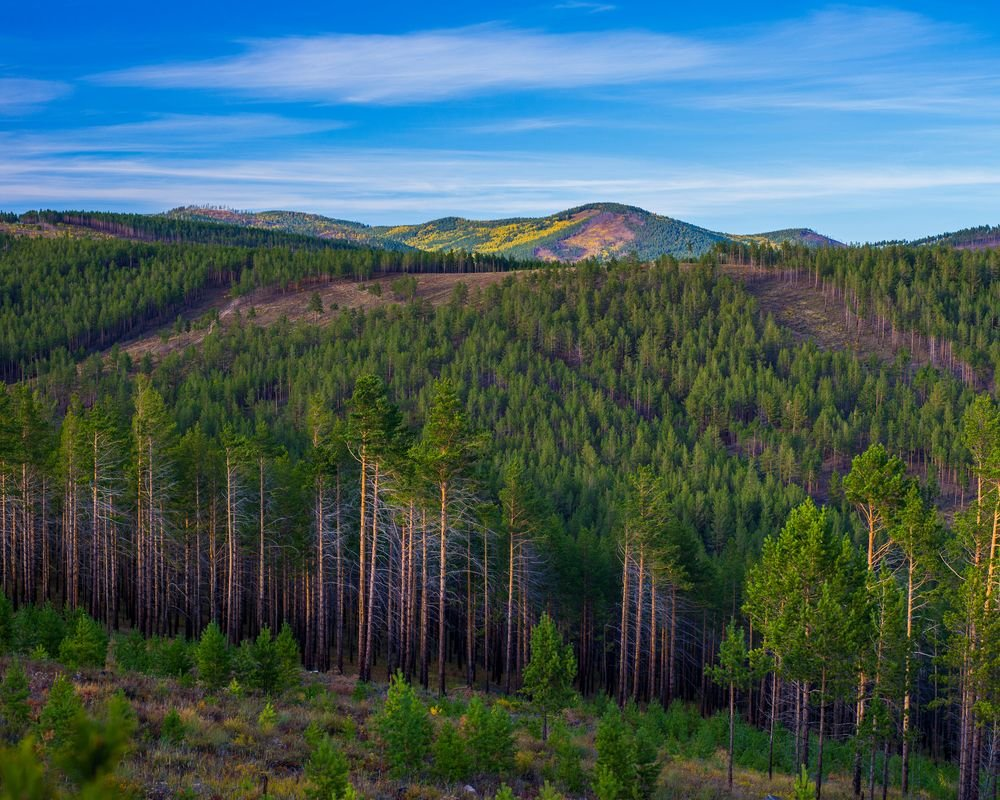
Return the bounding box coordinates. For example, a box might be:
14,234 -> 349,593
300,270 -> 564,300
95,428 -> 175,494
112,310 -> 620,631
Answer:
2,1 -> 999,241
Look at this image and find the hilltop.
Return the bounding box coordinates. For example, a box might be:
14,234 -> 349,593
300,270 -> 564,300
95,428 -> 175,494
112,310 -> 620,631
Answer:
909,223 -> 1000,250
163,202 -> 840,261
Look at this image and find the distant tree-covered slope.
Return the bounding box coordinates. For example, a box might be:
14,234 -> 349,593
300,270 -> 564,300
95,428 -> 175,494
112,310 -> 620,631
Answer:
165,202 -> 839,260
732,228 -> 845,248
22,210 -> 361,250
165,206 -> 416,251
910,224 -> 1000,250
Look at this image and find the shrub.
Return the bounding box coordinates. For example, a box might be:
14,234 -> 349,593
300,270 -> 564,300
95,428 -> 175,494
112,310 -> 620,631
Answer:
375,671 -> 432,776
37,674 -> 83,749
493,785 -> 517,800
537,781 -> 564,800
258,701 -> 277,733
234,624 -> 300,695
0,660 -> 31,741
13,604 -> 62,656
547,721 -> 585,793
0,593 -> 13,654
160,708 -> 186,744
275,622 -> 301,692
593,708 -> 637,800
114,631 -> 151,673
793,764 -> 812,800
431,720 -> 470,782
305,734 -> 351,800
463,697 -> 514,775
593,764 -> 623,800
55,691 -> 136,794
195,622 -> 230,690
58,613 -> 108,669
155,636 -> 194,678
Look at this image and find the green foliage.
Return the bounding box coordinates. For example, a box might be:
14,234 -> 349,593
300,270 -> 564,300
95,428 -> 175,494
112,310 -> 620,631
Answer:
431,720 -> 471,782
592,764 -> 623,800
375,671 -> 432,776
537,780 -> 565,800
195,621 -> 231,690
0,660 -> 31,741
258,701 -> 278,733
0,737 -> 52,800
305,734 -> 351,800
13,604 -> 65,658
522,612 -> 577,741
160,708 -> 186,744
54,691 -> 136,796
0,593 -> 13,654
594,708 -> 637,800
113,631 -> 151,674
234,624 -> 300,695
546,721 -> 586,793
463,697 -> 515,775
37,675 -> 83,750
493,785 -> 517,800
152,636 -> 194,678
58,613 -> 108,669
792,764 -> 812,800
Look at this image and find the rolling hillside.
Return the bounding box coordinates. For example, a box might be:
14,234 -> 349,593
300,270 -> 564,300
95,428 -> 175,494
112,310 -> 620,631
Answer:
163,202 -> 839,260
910,224 -> 1000,250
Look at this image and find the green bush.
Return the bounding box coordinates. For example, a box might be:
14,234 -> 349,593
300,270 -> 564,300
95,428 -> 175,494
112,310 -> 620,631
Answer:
234,624 -> 300,695
55,691 -> 136,795
593,708 -> 637,800
547,721 -> 586,793
493,785 -> 517,800
537,781 -> 564,800
37,674 -> 83,750
13,604 -> 65,657
154,636 -> 194,678
375,671 -> 432,776
432,720 -> 471,782
195,621 -> 230,690
464,697 -> 515,775
58,613 -> 108,669
593,763 -> 623,800
274,622 -> 301,692
258,701 -> 278,733
305,734 -> 351,800
0,593 -> 13,654
160,708 -> 186,744
113,631 -> 151,673
0,660 -> 31,741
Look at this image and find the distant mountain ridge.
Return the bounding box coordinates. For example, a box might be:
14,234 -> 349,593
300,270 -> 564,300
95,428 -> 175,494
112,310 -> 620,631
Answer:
909,224 -> 1000,251
165,202 -> 843,261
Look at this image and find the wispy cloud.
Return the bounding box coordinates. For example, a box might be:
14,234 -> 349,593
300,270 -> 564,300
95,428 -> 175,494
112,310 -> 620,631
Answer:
0,78 -> 70,113
1,114 -> 348,156
89,7 -> 982,116
464,117 -> 596,134
94,25 -> 714,104
555,1 -> 617,13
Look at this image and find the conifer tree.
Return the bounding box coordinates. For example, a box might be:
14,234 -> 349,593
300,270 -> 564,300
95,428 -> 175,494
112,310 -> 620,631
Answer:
522,612 -> 576,742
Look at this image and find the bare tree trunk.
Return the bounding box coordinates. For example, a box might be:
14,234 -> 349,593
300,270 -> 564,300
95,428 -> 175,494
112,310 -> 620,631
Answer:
438,479 -> 448,696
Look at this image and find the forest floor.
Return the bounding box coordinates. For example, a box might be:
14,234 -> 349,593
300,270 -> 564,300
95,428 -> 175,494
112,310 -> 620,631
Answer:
10,653 -> 954,800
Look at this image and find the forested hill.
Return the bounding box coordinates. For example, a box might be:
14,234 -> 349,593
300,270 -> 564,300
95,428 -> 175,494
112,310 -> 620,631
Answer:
910,223 -> 1000,250
164,202 -> 840,260
0,231 -> 997,798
